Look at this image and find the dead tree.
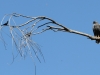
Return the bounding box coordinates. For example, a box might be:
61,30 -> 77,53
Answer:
0,13 -> 99,63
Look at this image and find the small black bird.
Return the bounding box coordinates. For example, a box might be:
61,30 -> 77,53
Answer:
3,21 -> 8,25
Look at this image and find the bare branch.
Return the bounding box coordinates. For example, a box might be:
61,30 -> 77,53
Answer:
1,13 -> 99,64
46,26 -> 99,40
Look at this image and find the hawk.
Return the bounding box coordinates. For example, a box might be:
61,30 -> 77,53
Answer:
93,21 -> 100,43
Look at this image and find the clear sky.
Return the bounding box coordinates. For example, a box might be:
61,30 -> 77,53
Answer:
1,0 -> 100,75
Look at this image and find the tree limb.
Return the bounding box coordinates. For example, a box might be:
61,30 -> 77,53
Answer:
46,26 -> 100,41
1,13 -> 99,62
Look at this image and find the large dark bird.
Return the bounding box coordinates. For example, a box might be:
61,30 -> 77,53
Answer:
93,21 -> 100,43
3,21 -> 8,25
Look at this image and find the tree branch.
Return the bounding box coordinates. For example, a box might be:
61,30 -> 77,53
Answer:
46,26 -> 99,41
0,13 -> 99,63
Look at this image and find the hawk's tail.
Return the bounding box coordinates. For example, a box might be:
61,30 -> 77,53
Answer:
96,40 -> 100,44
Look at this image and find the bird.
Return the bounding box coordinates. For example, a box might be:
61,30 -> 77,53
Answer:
93,21 -> 100,43
3,21 -> 8,26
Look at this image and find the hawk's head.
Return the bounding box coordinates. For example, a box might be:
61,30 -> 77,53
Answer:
93,21 -> 98,24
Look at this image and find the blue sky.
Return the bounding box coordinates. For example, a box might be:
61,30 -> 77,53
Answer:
1,0 -> 100,75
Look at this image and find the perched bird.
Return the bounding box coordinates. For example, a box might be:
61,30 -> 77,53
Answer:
93,21 -> 100,43
3,21 -> 8,25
